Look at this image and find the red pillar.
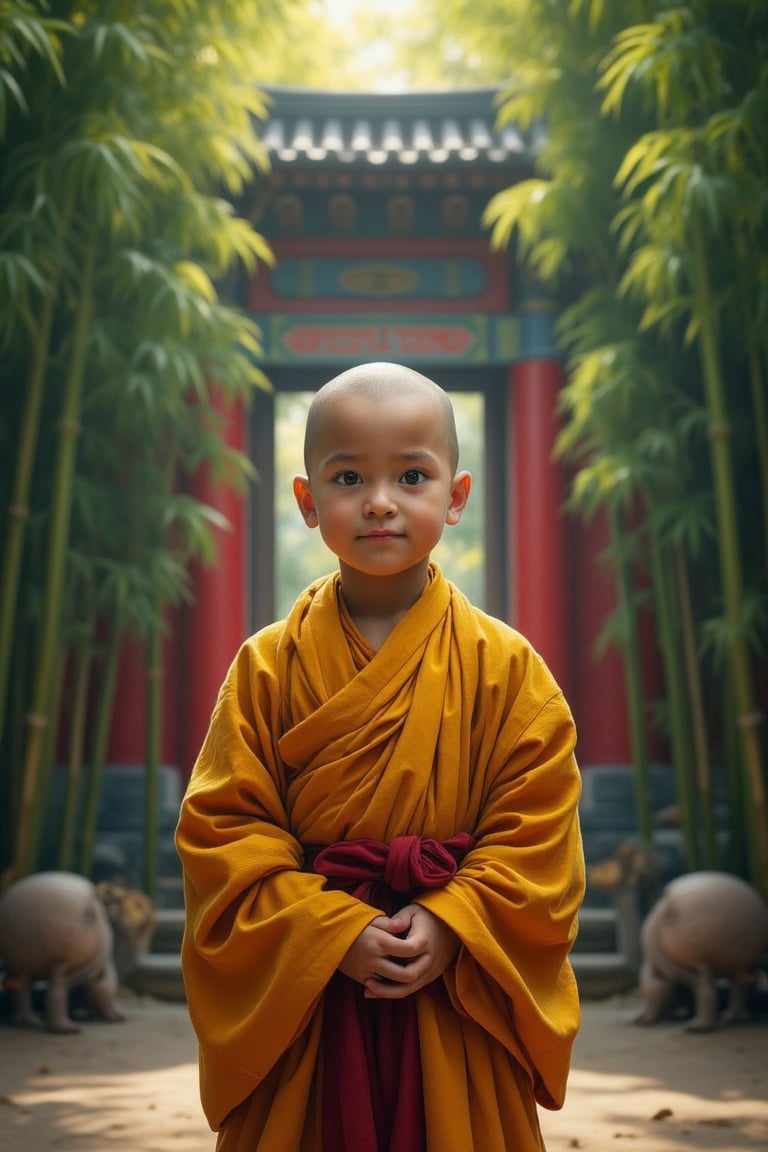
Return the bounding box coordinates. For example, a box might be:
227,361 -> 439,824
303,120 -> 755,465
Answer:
571,511 -> 631,764
180,394 -> 247,781
161,608 -> 181,768
508,359 -> 570,696
105,636 -> 147,763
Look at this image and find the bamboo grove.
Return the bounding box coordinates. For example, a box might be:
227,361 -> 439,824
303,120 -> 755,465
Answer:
2,1 -> 767,900
0,0 -> 303,889
461,0 -> 768,895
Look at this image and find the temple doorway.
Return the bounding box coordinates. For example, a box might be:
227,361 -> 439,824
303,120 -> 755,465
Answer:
249,365 -> 508,629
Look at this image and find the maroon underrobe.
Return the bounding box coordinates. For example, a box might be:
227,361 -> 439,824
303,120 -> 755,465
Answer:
306,833 -> 475,1152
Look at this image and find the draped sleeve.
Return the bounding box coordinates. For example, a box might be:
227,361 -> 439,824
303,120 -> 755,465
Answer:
175,618 -> 384,1129
416,641 -> 583,1109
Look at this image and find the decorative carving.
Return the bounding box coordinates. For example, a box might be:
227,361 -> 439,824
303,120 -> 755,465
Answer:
386,194 -> 415,234
275,193 -> 304,233
441,193 -> 470,231
328,193 -> 357,234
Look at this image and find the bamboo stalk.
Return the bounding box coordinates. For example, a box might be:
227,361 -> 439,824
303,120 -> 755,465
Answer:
746,343 -> 768,573
609,503 -> 654,843
647,522 -> 700,867
13,228 -> 96,879
143,618 -> 163,897
0,189 -> 74,751
78,603 -> 124,878
0,291 -> 57,748
734,231 -> 768,571
673,543 -> 718,866
58,627 -> 93,870
691,213 -> 768,897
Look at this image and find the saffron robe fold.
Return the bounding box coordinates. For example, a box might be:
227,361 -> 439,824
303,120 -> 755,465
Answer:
176,564 -> 585,1151
310,834 -> 475,1152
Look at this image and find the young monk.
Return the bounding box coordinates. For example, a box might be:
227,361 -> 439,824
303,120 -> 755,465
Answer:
176,361 -> 585,1151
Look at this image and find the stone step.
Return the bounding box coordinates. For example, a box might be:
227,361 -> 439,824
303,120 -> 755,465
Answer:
148,906 -> 621,956
128,947 -> 638,1004
128,952 -> 187,1002
152,876 -> 185,910
571,951 -> 636,999
149,907 -> 186,953
573,907 -> 617,954
128,905 -> 636,1004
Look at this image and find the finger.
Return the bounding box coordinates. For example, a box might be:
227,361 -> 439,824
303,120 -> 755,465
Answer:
379,913 -> 414,937
364,977 -> 411,999
373,952 -> 429,984
378,935 -> 421,962
369,915 -> 400,932
363,969 -> 429,1000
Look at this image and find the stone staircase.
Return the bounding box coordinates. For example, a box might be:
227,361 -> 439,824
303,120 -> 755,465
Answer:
128,879 -> 187,1002
129,883 -> 639,1003
571,899 -> 638,999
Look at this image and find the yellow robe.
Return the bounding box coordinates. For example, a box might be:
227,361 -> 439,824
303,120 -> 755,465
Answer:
176,564 -> 585,1151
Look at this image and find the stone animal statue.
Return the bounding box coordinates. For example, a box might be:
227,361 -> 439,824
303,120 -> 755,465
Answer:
0,870 -> 152,1034
94,876 -> 156,984
635,870 -> 768,1032
588,840 -> 664,893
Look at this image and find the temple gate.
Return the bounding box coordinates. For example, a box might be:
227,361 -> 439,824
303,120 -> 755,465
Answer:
109,87 -> 634,781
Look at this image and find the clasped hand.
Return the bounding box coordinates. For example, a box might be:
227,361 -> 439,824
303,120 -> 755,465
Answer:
338,904 -> 459,1000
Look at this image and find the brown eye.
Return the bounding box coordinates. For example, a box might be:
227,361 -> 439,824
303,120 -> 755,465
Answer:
401,469 -> 425,485
334,470 -> 360,486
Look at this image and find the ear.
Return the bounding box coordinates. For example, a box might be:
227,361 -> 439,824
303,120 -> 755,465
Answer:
293,476 -> 318,528
446,470 -> 471,525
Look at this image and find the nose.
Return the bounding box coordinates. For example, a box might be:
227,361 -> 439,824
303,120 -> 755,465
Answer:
363,481 -> 397,517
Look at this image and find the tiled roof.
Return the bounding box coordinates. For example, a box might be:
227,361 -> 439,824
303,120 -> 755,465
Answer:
259,87 -> 540,170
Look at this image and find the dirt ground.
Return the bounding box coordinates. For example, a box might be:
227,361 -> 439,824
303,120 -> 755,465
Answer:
0,990 -> 766,1152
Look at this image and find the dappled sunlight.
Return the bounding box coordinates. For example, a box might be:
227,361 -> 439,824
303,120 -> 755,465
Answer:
541,1000 -> 768,1151
7,1063 -> 204,1149
2,999 -> 766,1151
0,1003 -> 209,1151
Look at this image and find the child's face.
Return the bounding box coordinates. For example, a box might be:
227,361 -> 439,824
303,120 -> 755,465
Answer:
293,390 -> 470,581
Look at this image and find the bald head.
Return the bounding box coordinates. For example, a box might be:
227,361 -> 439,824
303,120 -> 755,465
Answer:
303,362 -> 459,475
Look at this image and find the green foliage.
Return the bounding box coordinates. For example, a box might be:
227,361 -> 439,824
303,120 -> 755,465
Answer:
0,0 -> 292,883
408,0 -> 768,892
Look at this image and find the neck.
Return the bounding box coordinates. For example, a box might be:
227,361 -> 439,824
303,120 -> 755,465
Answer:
337,562 -> 430,647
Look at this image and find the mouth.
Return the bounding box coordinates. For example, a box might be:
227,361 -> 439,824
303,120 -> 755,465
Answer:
361,531 -> 401,540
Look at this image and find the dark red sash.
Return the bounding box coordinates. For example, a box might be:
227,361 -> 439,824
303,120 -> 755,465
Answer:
306,833 -> 474,1152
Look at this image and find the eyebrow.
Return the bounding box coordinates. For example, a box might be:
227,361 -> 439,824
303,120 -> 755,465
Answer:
320,449 -> 439,468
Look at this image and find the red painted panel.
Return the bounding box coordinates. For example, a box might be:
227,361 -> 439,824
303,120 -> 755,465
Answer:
106,636 -> 147,763
281,322 -> 477,359
106,568 -> 185,771
571,511 -> 632,764
162,608 -> 180,768
248,237 -> 511,313
179,394 -> 247,781
509,360 -> 570,697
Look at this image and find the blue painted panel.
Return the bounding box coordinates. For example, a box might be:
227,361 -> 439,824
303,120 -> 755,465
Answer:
518,310 -> 559,359
270,258 -> 488,300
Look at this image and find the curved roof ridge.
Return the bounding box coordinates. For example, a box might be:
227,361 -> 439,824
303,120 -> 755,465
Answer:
258,86 -> 537,170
